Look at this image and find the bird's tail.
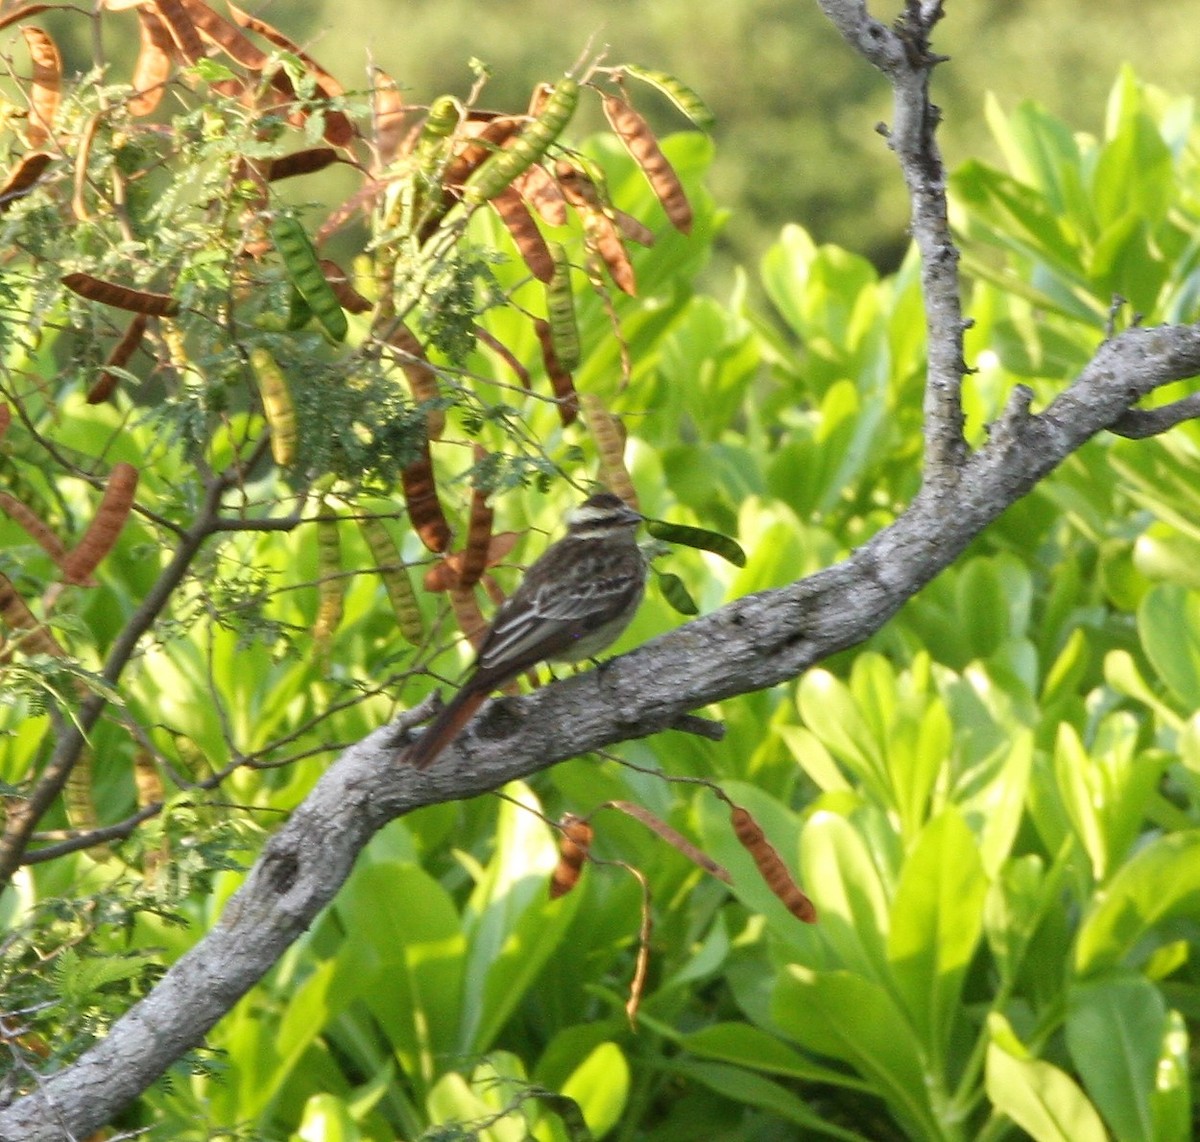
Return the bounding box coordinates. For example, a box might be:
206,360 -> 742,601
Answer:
404,683 -> 488,770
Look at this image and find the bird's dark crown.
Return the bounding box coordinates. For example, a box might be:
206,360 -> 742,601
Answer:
566,491 -> 642,535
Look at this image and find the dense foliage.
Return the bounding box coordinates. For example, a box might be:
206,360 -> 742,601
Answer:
2,5 -> 1200,1140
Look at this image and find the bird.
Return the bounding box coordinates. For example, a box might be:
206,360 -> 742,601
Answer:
404,490 -> 647,770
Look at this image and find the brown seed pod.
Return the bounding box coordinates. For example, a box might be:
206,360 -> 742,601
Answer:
490,186 -> 554,282
87,313 -> 148,404
401,438 -> 451,554
129,7 -> 174,117
729,805 -> 817,923
473,325 -> 531,389
0,571 -> 64,658
178,0 -> 267,69
317,259 -> 371,314
0,6 -> 54,32
458,457 -> 494,590
607,799 -> 730,882
513,162 -> 567,227
21,26 -> 60,148
149,0 -> 203,65
372,68 -> 406,168
0,151 -> 52,212
388,323 -> 444,439
61,463 -> 139,586
62,272 -> 179,317
0,491 -> 67,564
579,393 -> 637,510
266,147 -> 340,182
0,402 -> 10,438
554,159 -> 637,295
227,2 -> 354,148
533,318 -> 578,427
549,814 -> 594,899
448,584 -> 488,651
602,94 -> 693,234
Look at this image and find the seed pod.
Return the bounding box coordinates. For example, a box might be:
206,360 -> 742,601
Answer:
249,347 -> 296,467
266,148 -> 340,182
462,76 -> 578,205
401,437 -> 451,553
0,571 -> 64,658
458,459 -> 494,590
608,799 -> 730,882
21,26 -> 59,148
473,325 -> 531,388
556,161 -> 637,296
372,68 -> 406,168
388,323 -> 444,439
533,318 -> 578,427
61,272 -> 179,317
129,7 -> 173,117
87,313 -> 148,404
545,243 -> 581,372
0,151 -> 51,212
178,0 -> 267,69
318,259 -> 371,314
312,502 -> 343,645
644,518 -> 746,566
0,491 -> 67,564
549,814 -> 593,899
603,94 -> 693,235
64,748 -> 115,862
490,186 -> 554,282
358,516 -> 423,645
61,462 -> 139,586
150,0 -> 204,65
579,392 -> 636,509
272,216 -> 348,341
448,584 -> 488,650
619,64 -> 716,132
730,805 -> 817,923
0,403 -> 10,439
655,569 -> 698,616
513,162 -> 567,226
0,7 -> 55,33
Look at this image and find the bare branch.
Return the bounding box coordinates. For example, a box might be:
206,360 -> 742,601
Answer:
1107,393 -> 1200,438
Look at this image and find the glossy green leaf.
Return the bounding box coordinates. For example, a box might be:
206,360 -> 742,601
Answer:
1138,584 -> 1200,708
680,1022 -> 855,1087
556,1042 -> 628,1140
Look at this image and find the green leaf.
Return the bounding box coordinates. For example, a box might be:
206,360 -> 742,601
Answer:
555,1042 -> 627,1140
986,1014 -> 1108,1142
886,809 -> 987,1066
1066,973 -> 1163,1142
294,1092 -> 362,1142
1075,830 -> 1200,976
680,1022 -> 859,1087
1138,584 -> 1200,709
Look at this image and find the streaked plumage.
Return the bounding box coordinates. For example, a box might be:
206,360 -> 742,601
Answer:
404,491 -> 646,770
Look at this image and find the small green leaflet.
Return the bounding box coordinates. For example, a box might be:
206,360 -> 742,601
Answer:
645,519 -> 746,567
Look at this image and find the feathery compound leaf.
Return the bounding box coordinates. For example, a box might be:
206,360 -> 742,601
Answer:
645,519 -> 746,566
618,64 -> 715,132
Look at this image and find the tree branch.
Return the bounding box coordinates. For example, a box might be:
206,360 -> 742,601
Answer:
3,319 -> 1200,1140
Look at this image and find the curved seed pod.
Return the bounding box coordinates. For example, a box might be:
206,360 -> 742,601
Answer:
612,207 -> 655,247
312,502 -> 344,645
473,325 -> 530,388
619,64 -> 716,132
513,162 -> 567,227
266,147 -> 340,182
462,76 -> 578,205
87,313 -> 148,404
448,584 -> 489,650
0,571 -> 64,657
150,0 -> 203,65
0,491 -> 67,563
490,186 -> 553,282
358,516 -> 423,645
61,463 -> 139,586
272,217 -> 348,341
178,0 -> 267,69
388,323 -> 444,439
129,7 -> 174,117
603,94 -> 692,234
442,115 -> 522,190
458,459 -> 494,590
554,159 -> 638,295
64,748 -> 114,862
730,805 -> 817,923
226,2 -> 354,147
317,259 -> 371,314
62,272 -> 178,317
21,26 -> 59,148
533,318 -> 578,427
545,243 -> 580,372
579,392 -> 636,509
372,68 -> 406,168
655,569 -> 698,616
645,518 -> 746,566
0,151 -> 51,211
608,799 -> 729,882
0,6 -> 54,32
249,347 -> 296,467
549,814 -> 593,899
401,437 -> 451,553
